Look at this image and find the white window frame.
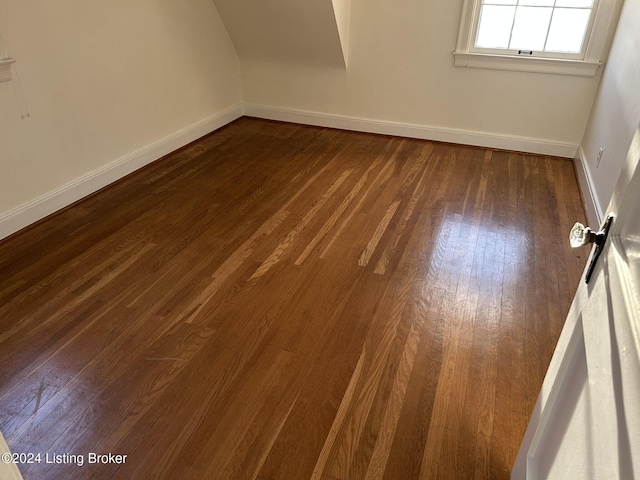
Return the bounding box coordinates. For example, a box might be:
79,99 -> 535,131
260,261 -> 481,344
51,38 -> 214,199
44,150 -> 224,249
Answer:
453,0 -> 622,76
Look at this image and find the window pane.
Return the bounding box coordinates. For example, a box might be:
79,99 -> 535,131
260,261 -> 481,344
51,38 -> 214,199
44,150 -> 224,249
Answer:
509,6 -> 552,51
545,8 -> 591,52
555,0 -> 594,7
476,5 -> 516,49
518,0 -> 554,6
482,0 -> 516,4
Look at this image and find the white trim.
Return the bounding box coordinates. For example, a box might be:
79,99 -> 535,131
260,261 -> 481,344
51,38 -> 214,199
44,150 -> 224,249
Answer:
454,0 -> 622,76
242,103 -> 578,158
0,102 -> 581,241
0,58 -> 15,83
583,0 -> 623,63
574,145 -> 603,226
0,104 -> 242,241
525,317 -> 587,479
455,0 -> 480,55
0,431 -> 24,480
453,52 -> 601,76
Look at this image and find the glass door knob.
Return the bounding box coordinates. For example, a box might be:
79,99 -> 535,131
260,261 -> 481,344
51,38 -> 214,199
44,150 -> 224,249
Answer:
569,222 -> 598,248
569,215 -> 614,284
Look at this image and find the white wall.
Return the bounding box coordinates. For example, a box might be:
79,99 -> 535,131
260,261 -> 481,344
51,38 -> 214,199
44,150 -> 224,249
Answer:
241,0 -> 605,156
1,0 -> 629,239
0,0 -> 241,239
579,0 -> 640,221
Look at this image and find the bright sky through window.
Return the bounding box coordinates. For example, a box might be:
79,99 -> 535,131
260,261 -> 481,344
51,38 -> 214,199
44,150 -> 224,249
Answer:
475,0 -> 593,53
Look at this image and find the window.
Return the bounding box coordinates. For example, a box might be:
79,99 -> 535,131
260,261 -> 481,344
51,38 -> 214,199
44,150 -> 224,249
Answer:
453,0 -> 622,75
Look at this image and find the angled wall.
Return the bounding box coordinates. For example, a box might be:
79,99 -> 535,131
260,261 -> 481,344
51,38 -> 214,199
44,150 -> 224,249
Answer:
213,0 -> 348,67
332,0 -> 351,65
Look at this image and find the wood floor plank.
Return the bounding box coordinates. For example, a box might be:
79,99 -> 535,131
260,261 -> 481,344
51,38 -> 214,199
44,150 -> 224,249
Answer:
0,118 -> 587,479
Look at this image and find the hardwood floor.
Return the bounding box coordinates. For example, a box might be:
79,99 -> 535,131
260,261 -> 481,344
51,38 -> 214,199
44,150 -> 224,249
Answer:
0,118 -> 588,479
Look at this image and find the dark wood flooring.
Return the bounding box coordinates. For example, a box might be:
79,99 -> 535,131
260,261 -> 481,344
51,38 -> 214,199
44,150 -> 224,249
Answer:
0,118 -> 588,479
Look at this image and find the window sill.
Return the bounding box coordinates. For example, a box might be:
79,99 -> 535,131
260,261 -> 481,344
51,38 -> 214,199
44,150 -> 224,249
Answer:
0,58 -> 16,83
453,52 -> 601,77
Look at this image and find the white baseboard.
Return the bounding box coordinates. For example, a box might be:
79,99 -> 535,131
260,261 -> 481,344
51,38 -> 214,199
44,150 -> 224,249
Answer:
574,145 -> 603,226
242,104 -> 579,158
0,102 -> 583,241
0,104 -> 243,241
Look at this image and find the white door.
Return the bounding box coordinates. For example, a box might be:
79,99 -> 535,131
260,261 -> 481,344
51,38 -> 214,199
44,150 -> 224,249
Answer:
512,127 -> 640,479
0,431 -> 23,480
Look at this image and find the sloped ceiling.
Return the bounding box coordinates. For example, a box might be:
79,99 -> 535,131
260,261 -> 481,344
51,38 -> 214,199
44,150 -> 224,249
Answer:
212,0 -> 350,68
